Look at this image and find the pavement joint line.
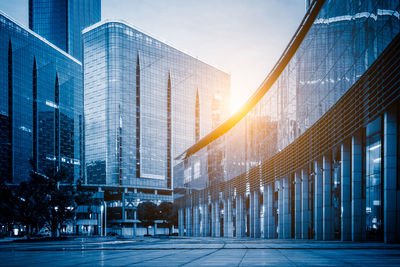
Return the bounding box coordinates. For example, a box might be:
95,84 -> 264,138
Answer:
236,245 -> 248,267
124,247 -> 194,266
2,247 -> 400,252
178,241 -> 226,266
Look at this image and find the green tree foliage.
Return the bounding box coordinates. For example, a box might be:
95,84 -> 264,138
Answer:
157,202 -> 178,235
1,167 -> 91,238
137,201 -> 158,235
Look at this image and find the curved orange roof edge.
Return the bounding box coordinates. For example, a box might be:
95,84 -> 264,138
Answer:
177,0 -> 326,160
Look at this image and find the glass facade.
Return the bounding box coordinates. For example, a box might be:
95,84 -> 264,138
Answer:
176,0 -> 400,242
83,21 -> 230,189
29,0 -> 101,61
179,0 -> 400,189
0,11 -> 83,184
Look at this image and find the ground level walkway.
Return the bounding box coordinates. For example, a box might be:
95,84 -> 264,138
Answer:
0,237 -> 400,266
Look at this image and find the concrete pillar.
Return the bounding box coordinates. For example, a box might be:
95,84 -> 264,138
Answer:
178,208 -> 184,236
282,176 -> 290,238
211,202 -> 216,237
384,110 -> 399,243
264,183 -> 275,238
236,194 -> 244,237
249,192 -> 254,237
193,205 -> 199,236
352,132 -> 365,241
253,190 -> 260,238
204,202 -> 210,236
314,158 -> 323,240
228,197 -> 234,237
295,171 -> 302,239
185,206 -> 192,236
341,141 -> 351,241
134,210 -> 137,236
301,168 -> 310,239
278,180 -> 284,238
323,153 -> 334,240
223,198 -> 228,237
215,201 -> 220,237
154,222 -> 157,235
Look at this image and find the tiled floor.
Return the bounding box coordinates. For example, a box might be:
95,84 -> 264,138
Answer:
0,237 -> 399,266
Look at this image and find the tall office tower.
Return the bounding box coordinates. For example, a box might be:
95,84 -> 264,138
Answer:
29,0 -> 101,61
83,20 -> 230,235
0,11 -> 83,184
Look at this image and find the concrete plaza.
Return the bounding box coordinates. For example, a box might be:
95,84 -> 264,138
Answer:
0,237 -> 400,266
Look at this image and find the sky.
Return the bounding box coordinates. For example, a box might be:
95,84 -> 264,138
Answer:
0,0 -> 305,113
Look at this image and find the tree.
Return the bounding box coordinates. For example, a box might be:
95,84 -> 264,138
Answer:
137,202 -> 158,235
0,181 -> 18,235
158,202 -> 178,235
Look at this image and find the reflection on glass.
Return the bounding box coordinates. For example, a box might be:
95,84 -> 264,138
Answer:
366,118 -> 382,240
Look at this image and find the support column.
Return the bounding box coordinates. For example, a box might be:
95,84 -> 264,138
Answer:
278,180 -> 284,238
211,202 -> 216,237
186,206 -> 192,236
249,191 -> 254,237
223,198 -> 228,237
341,141 -> 351,241
314,158 -> 323,240
282,176 -> 290,238
265,183 -> 275,238
295,171 -> 302,239
323,153 -> 334,240
253,190 -> 260,238
215,201 -> 220,237
384,110 -> 399,243
178,208 -> 184,236
226,197 -> 233,237
236,194 -> 244,237
301,168 -> 310,239
204,202 -> 210,236
194,205 -> 199,236
352,132 -> 365,241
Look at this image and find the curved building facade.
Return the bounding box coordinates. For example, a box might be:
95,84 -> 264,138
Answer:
176,0 -> 400,243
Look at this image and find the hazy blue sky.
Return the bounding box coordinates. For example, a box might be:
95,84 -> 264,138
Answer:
0,0 -> 305,112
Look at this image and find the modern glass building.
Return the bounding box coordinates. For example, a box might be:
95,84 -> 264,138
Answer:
176,0 -> 400,243
0,11 -> 84,184
82,20 -> 230,235
29,0 -> 101,61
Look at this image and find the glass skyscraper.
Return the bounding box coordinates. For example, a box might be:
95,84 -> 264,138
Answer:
29,0 -> 101,61
83,20 -> 230,235
0,11 -> 83,184
177,0 -> 400,243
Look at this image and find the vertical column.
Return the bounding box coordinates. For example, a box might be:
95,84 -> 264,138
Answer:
294,171 -> 302,239
193,205 -> 199,236
265,183 -> 275,238
263,185 -> 268,238
204,202 -> 210,236
384,110 -> 398,243
249,191 -> 254,237
323,153 -> 334,240
301,168 -> 310,239
227,197 -> 233,237
278,179 -> 284,238
133,209 -> 137,236
215,201 -> 220,237
186,206 -> 192,236
282,176 -> 290,238
314,158 -> 323,240
178,208 -> 184,236
254,190 -> 260,238
236,194 -> 244,237
341,141 -> 351,241
352,132 -> 364,241
211,202 -> 216,237
223,198 -> 228,237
